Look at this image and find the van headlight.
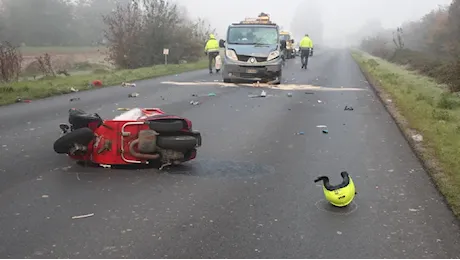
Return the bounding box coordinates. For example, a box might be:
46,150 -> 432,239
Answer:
226,49 -> 238,61
267,50 -> 280,61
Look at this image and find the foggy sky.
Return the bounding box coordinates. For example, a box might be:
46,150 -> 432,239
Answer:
175,0 -> 452,40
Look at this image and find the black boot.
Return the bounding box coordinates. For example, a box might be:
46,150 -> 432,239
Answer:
209,70 -> 213,74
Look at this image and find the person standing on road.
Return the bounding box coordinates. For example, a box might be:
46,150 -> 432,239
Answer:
204,34 -> 220,74
299,34 -> 313,69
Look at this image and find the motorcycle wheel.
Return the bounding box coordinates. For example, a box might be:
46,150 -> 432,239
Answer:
148,120 -> 185,133
157,135 -> 198,150
53,127 -> 95,154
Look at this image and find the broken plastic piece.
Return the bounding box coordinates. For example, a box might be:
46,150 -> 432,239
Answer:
72,213 -> 94,219
92,80 -> 103,87
260,90 -> 267,97
70,87 -> 79,92
190,101 -> 200,105
412,134 -> 423,142
344,106 -> 354,111
128,92 -> 139,98
322,129 -> 329,134
121,82 -> 136,87
208,92 -> 216,97
287,92 -> 293,97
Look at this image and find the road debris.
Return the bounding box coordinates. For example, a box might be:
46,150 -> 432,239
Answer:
15,98 -> 32,103
267,78 -> 279,85
344,105 -> 354,111
305,92 -> 314,94
70,87 -> 79,92
128,92 -> 139,98
317,100 -> 322,103
72,213 -> 95,219
296,132 -> 305,135
287,92 -> 293,97
117,108 -> 131,111
248,90 -> 267,98
121,82 -> 136,87
92,80 -> 103,87
191,94 -> 198,97
190,101 -> 200,105
208,92 -> 216,97
41,195 -> 49,198
70,97 -> 80,102
412,134 -> 423,142
322,129 -> 329,134
409,208 -> 420,212
316,125 -> 327,128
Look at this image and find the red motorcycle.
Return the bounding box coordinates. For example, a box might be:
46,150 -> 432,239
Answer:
53,108 -> 202,169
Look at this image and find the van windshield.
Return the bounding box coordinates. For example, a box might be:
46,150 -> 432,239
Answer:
227,27 -> 278,45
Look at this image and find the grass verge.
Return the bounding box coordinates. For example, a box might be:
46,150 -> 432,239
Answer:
0,59 -> 207,106
351,50 -> 460,218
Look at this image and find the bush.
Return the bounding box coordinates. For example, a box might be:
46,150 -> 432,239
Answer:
358,1 -> 460,93
102,0 -> 215,69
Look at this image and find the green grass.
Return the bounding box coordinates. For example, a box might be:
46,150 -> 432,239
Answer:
0,59 -> 207,106
21,46 -> 103,55
351,50 -> 460,217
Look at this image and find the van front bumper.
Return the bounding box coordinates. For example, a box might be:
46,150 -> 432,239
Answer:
223,58 -> 282,81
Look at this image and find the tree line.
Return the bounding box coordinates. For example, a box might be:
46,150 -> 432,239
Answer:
358,0 -> 460,92
0,0 -> 215,72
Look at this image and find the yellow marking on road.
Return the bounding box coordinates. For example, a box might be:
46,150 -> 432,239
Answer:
161,81 -> 367,91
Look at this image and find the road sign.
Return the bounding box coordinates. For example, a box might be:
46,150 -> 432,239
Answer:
163,48 -> 169,55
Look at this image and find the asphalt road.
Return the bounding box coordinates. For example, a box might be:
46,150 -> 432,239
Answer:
1,48 -> 460,258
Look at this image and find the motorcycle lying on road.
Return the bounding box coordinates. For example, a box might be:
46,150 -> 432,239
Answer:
53,108 -> 202,169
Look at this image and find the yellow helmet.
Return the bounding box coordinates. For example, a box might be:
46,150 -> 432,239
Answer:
314,171 -> 356,207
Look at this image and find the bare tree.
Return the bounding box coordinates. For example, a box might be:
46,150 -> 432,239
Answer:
0,41 -> 22,82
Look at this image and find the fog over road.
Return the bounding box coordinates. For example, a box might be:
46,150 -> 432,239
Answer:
1,48 -> 460,258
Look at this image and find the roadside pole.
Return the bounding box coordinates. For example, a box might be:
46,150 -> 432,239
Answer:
163,48 -> 169,65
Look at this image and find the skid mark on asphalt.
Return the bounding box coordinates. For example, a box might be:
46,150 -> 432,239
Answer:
161,81 -> 368,91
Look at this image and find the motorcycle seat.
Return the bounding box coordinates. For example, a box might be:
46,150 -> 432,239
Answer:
69,109 -> 102,127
